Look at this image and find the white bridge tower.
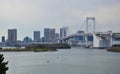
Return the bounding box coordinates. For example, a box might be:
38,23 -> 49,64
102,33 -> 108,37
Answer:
86,17 -> 95,33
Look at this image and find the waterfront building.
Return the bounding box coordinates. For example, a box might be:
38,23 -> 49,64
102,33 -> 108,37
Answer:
60,27 -> 69,39
1,36 -> 6,47
8,29 -> 17,42
44,28 -> 56,42
34,31 -> 40,42
50,29 -> 55,39
93,32 -> 112,48
44,28 -> 51,42
2,36 -> 5,42
112,33 -> 120,45
23,36 -> 32,42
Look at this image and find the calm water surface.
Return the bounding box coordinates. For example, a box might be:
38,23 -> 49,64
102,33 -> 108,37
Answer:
2,48 -> 120,74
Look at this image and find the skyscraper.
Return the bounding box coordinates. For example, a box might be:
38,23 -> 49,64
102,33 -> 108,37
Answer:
44,28 -> 56,42
8,29 -> 17,42
44,28 -> 51,42
60,27 -> 69,39
50,29 -> 55,39
34,31 -> 40,42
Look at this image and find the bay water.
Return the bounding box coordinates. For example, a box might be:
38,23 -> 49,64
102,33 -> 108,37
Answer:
2,48 -> 120,74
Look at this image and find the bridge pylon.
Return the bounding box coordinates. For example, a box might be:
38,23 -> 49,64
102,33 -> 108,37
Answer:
86,17 -> 95,34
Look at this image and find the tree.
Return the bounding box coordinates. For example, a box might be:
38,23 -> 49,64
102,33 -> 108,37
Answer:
0,54 -> 8,74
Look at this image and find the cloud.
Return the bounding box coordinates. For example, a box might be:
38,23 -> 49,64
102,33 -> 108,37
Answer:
0,0 -> 119,25
0,0 -> 54,24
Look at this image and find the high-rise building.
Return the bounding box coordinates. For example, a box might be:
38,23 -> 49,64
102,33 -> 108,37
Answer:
44,28 -> 56,42
50,29 -> 55,39
44,28 -> 51,42
2,36 -> 5,42
34,31 -> 40,42
8,29 -> 17,42
60,27 -> 69,39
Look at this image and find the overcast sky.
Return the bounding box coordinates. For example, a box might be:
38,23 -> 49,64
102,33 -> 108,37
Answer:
0,0 -> 120,41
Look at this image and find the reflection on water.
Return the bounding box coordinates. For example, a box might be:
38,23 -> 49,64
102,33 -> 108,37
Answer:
2,48 -> 120,74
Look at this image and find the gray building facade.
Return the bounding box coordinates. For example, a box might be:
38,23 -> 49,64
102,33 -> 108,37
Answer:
44,28 -> 56,42
34,31 -> 40,42
8,29 -> 17,42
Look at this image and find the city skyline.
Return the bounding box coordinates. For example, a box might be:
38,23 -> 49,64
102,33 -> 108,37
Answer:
0,0 -> 120,41
0,27 -> 67,42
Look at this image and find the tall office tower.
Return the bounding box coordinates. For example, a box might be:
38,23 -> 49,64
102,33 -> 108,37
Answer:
44,28 -> 51,42
50,29 -> 55,39
60,27 -> 69,39
34,31 -> 40,42
44,28 -> 56,42
8,29 -> 17,42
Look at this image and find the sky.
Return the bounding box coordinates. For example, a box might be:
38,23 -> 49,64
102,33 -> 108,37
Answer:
0,0 -> 120,41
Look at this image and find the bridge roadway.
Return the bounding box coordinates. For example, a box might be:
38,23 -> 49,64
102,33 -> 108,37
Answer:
63,33 -> 93,40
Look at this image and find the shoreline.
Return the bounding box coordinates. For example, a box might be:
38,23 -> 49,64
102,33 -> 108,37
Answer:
0,48 -> 57,52
106,48 -> 120,52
